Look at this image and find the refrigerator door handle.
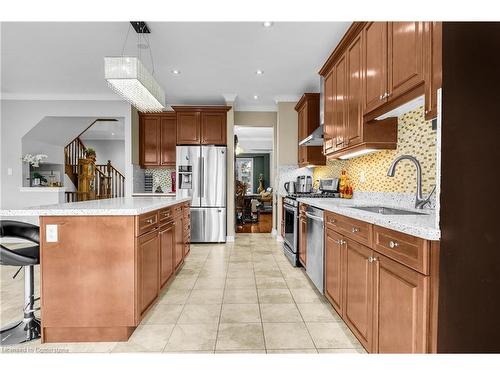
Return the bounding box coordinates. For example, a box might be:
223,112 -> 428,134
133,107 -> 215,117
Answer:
199,156 -> 204,198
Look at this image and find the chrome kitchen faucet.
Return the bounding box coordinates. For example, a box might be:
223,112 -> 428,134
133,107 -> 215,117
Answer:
387,155 -> 436,209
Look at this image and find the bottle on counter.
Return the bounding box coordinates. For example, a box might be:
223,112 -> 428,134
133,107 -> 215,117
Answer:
339,170 -> 347,198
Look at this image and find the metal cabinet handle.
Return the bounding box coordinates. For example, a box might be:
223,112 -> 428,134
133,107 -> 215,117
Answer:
368,256 -> 379,263
328,218 -> 336,224
146,218 -> 154,224
335,239 -> 346,245
352,227 -> 360,233
389,240 -> 399,249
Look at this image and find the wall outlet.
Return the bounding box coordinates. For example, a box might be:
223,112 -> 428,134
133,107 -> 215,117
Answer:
360,170 -> 366,183
46,224 -> 58,242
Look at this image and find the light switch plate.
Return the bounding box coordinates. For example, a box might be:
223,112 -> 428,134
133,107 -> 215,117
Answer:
46,224 -> 58,242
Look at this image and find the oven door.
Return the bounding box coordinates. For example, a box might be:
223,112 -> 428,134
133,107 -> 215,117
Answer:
283,203 -> 298,253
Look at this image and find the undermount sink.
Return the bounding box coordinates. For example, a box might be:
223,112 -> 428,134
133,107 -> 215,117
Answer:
351,206 -> 429,215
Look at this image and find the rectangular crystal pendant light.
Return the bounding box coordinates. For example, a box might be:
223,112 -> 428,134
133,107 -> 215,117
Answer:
104,57 -> 165,112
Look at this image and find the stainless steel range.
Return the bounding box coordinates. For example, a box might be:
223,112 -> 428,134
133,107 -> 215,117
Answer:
282,178 -> 340,267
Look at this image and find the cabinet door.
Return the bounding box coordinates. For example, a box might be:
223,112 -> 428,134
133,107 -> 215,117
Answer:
174,216 -> 184,269
297,108 -> 306,165
160,115 -> 177,166
373,253 -> 429,353
323,70 -> 335,155
140,115 -> 161,166
201,112 -> 227,145
298,216 -> 307,267
388,22 -> 425,99
177,112 -> 201,144
344,239 -> 373,351
334,54 -> 347,150
325,229 -> 343,315
159,223 -> 174,287
346,33 -> 363,147
424,21 -> 442,120
363,22 -> 388,114
138,230 -> 159,315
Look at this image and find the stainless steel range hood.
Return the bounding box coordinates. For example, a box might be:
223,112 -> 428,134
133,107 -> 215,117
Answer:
299,125 -> 324,146
299,76 -> 324,147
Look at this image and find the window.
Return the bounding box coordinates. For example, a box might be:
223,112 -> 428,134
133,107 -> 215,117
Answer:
236,158 -> 253,194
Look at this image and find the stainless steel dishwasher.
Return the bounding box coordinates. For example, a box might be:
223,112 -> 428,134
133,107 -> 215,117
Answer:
305,205 -> 324,294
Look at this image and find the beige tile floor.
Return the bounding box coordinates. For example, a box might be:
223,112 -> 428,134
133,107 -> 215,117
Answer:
0,234 -> 365,354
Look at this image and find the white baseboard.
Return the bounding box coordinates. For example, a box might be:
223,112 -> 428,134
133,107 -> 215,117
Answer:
276,235 -> 284,242
271,228 -> 277,236
226,236 -> 235,242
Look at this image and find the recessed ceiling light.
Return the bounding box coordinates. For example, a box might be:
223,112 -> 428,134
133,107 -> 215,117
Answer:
111,132 -> 115,136
253,95 -> 259,100
255,70 -> 264,75
171,69 -> 181,75
263,21 -> 273,28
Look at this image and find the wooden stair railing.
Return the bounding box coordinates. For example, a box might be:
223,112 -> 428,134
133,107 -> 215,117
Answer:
64,137 -> 86,188
96,160 -> 125,198
64,136 -> 126,202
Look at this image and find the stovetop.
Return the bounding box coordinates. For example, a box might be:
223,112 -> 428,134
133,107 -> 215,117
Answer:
287,191 -> 340,199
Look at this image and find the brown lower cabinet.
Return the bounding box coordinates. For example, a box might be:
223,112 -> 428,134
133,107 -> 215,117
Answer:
324,210 -> 436,353
159,221 -> 175,288
138,229 -> 160,316
39,201 -> 190,343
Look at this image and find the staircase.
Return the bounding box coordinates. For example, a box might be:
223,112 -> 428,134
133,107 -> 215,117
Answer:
64,137 -> 125,202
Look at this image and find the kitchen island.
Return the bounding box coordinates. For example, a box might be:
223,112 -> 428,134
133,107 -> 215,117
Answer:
2,196 -> 191,343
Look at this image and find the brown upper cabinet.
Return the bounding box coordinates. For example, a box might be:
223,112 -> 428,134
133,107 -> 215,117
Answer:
173,106 -> 231,145
139,112 -> 176,168
423,22 -> 442,120
295,94 -> 326,167
319,21 -> 441,159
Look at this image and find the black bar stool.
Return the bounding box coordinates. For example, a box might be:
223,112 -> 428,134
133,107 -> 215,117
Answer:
0,220 -> 41,345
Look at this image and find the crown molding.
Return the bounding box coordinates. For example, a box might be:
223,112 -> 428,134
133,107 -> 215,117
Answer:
222,93 -> 238,103
274,95 -> 301,104
234,104 -> 277,112
1,92 -> 124,101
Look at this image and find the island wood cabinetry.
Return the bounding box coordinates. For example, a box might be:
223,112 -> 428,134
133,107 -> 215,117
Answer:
295,94 -> 325,167
172,106 -> 231,145
320,21 -> 441,159
39,200 -> 191,343
139,112 -> 177,168
324,210 -> 439,353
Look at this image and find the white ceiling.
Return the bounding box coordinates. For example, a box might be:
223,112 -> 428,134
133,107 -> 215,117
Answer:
80,119 -> 125,141
235,126 -> 273,153
1,22 -> 351,110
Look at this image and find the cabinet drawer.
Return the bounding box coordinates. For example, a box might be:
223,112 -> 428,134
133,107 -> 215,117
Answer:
373,226 -> 430,275
137,211 -> 159,236
325,211 -> 373,247
182,202 -> 190,210
173,204 -> 183,218
159,207 -> 173,222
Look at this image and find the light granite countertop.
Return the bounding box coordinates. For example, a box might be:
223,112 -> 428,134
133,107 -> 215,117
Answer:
0,196 -> 191,217
296,197 -> 440,240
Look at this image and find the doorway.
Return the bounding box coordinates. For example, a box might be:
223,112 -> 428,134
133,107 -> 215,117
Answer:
234,126 -> 274,233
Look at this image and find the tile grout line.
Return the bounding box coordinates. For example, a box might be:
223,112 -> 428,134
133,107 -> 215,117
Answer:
276,251 -> 319,353
161,244 -> 209,353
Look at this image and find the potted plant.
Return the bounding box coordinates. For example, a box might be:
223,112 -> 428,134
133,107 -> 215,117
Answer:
85,147 -> 96,162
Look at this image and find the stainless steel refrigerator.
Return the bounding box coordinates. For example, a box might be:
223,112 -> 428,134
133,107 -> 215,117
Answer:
176,145 -> 226,243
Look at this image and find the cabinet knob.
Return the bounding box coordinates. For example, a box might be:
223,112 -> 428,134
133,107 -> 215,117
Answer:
352,227 -> 360,233
328,218 -> 336,224
146,218 -> 154,224
368,256 -> 379,263
389,240 -> 399,249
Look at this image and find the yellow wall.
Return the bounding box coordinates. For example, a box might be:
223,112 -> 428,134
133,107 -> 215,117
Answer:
313,106 -> 437,194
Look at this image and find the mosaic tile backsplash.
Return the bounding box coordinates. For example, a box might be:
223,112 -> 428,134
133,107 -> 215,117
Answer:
313,106 -> 437,194
145,168 -> 175,193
